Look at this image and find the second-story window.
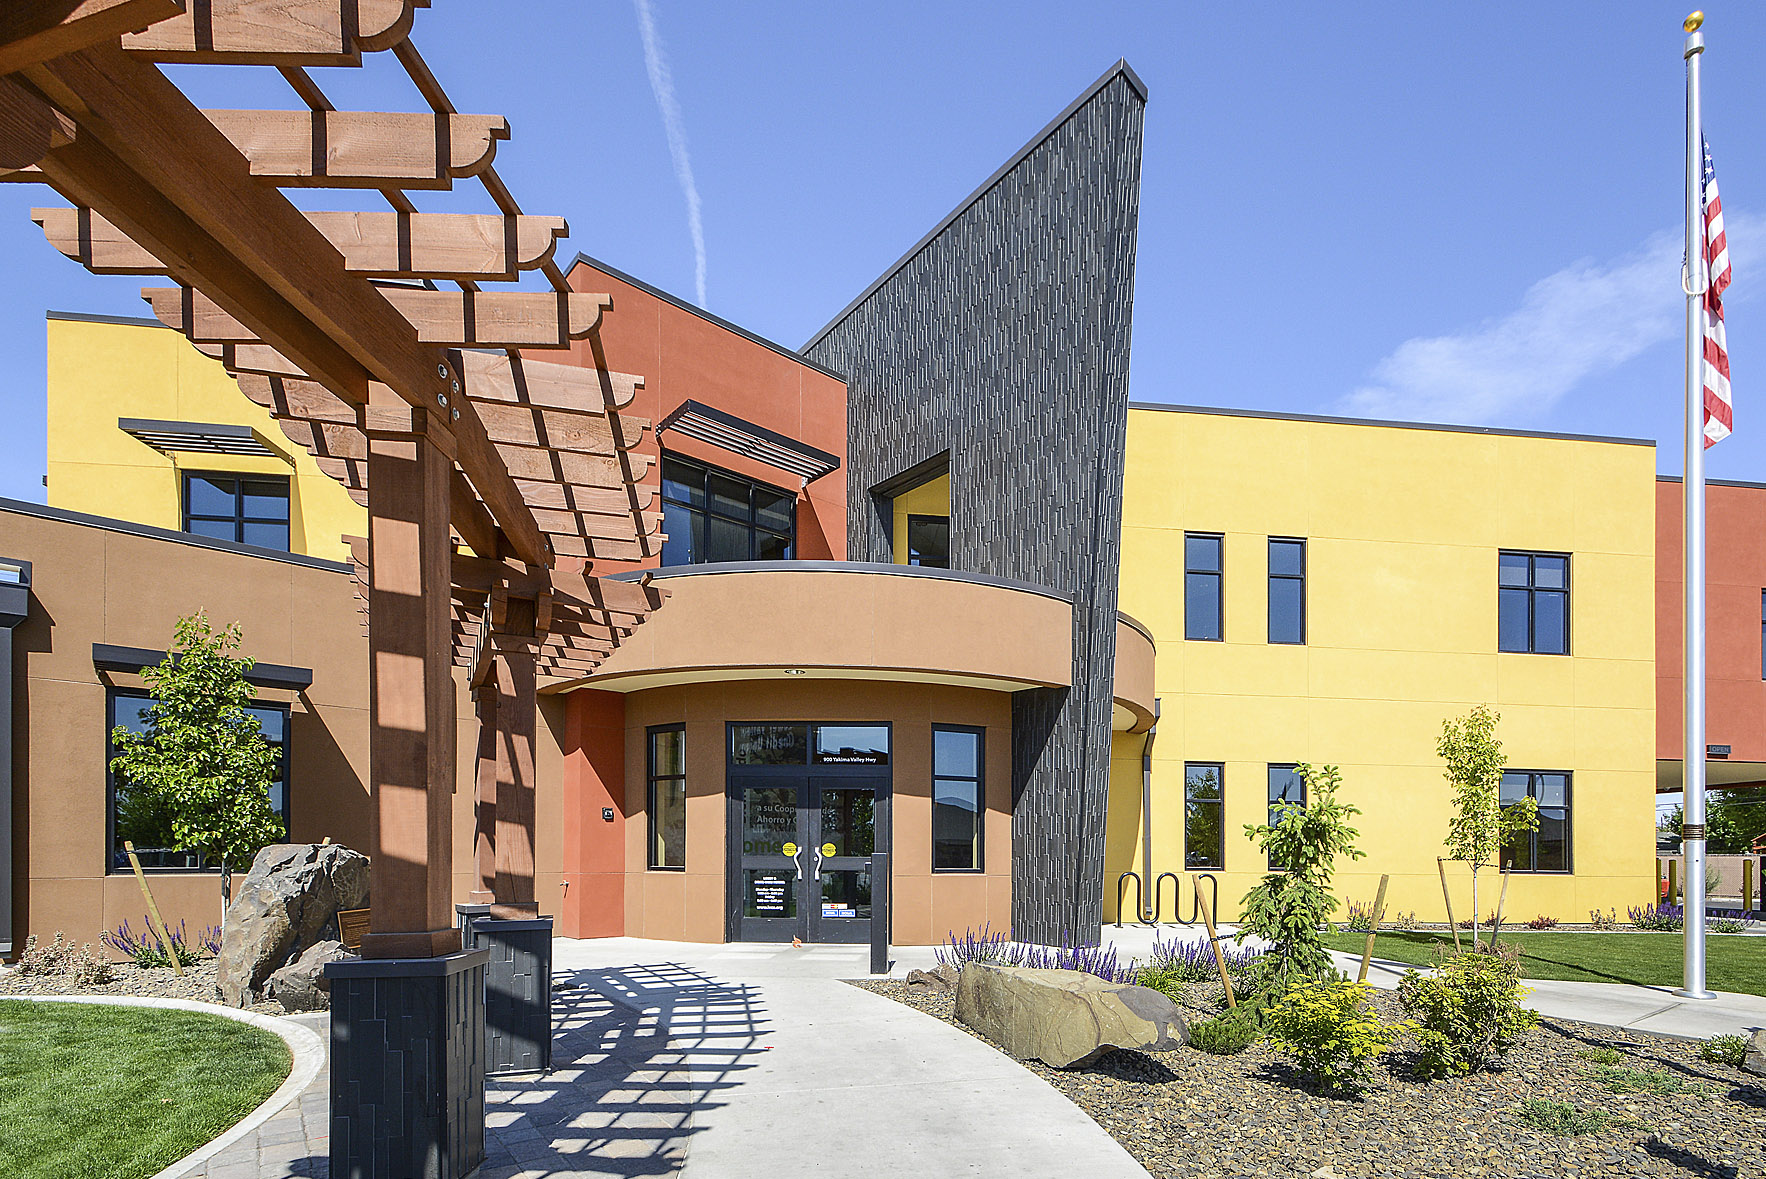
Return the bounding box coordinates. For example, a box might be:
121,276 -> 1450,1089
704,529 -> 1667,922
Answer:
1498,551 -> 1569,654
1185,533 -> 1224,641
183,472 -> 290,551
907,515 -> 950,568
660,453 -> 795,566
1268,538 -> 1306,644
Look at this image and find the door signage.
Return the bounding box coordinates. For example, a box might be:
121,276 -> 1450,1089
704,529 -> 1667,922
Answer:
782,841 -> 799,857
822,903 -> 854,918
751,874 -> 791,916
821,842 -> 836,857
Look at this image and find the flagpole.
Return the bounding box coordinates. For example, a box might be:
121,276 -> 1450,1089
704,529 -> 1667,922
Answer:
1677,10 -> 1714,1001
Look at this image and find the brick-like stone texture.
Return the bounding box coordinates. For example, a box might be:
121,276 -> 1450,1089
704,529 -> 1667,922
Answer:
468,916 -> 555,1074
806,66 -> 1145,944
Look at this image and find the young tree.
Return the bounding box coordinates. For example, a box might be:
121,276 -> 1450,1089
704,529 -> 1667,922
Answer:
1439,706 -> 1536,949
1236,763 -> 1366,990
110,612 -> 284,922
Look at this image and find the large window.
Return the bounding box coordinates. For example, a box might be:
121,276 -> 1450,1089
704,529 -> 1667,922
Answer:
1498,551 -> 1569,654
660,453 -> 795,566
648,726 -> 687,870
907,515 -> 950,569
107,689 -> 289,872
1184,762 -> 1224,870
183,472 -> 290,551
1501,771 -> 1571,873
1267,764 -> 1305,869
1268,538 -> 1306,645
1185,533 -> 1224,641
932,726 -> 983,871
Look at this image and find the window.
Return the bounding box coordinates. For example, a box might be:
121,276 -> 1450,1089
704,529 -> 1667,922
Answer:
1498,551 -> 1569,654
907,515 -> 950,569
1184,762 -> 1224,869
1500,771 -> 1571,873
1268,538 -> 1305,644
1267,764 -> 1305,869
1185,533 -> 1223,641
932,726 -> 983,871
729,723 -> 891,766
648,726 -> 687,870
183,472 -> 290,551
660,453 -> 795,566
107,689 -> 289,872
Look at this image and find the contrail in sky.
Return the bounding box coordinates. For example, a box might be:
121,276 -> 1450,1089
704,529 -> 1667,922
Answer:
633,0 -> 706,307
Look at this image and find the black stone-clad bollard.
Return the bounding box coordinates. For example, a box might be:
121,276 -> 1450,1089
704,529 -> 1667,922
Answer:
462,914 -> 555,1075
325,947 -> 490,1179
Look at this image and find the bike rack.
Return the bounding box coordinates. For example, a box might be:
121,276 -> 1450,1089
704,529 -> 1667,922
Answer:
1116,870 -> 1224,929
1153,872 -> 1182,924
1114,871 -> 1146,928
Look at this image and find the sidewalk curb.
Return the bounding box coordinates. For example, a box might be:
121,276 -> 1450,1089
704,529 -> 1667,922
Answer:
2,994 -> 325,1179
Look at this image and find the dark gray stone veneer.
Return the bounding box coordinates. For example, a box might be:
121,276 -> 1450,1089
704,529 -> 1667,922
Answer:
804,61 -> 1146,944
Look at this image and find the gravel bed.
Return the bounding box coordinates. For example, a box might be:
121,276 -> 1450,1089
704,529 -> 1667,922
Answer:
0,960 -> 285,1015
852,978 -> 1766,1179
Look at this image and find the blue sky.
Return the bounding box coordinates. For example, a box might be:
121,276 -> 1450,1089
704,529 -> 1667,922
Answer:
2,2 -> 1762,504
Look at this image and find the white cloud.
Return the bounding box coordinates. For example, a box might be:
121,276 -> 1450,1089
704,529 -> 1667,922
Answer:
633,0 -> 707,307
1338,213 -> 1757,425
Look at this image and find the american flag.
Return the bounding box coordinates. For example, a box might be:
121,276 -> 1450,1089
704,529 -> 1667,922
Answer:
1702,137 -> 1733,447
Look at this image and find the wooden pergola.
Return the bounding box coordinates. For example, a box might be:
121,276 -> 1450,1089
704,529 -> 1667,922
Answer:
2,0 -> 665,957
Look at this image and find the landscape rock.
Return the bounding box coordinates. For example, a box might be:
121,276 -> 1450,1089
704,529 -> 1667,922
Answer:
266,940 -> 345,1013
1746,1029 -> 1766,1077
954,962 -> 1187,1068
906,964 -> 959,993
215,843 -> 368,1007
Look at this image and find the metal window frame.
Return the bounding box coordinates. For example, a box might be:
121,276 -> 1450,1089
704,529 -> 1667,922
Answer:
931,724 -> 985,873
659,451 -> 797,566
181,470 -> 292,550
104,686 -> 292,875
1266,762 -> 1306,869
1499,549 -> 1572,656
1183,760 -> 1226,870
1183,531 -> 1225,642
1499,769 -> 1574,875
906,513 -> 951,569
645,723 -> 688,872
1267,537 -> 1306,645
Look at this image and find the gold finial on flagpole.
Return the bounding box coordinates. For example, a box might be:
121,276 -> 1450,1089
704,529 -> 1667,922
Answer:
1684,11 -> 1704,32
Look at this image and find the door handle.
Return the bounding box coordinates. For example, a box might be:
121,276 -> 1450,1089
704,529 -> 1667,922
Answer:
793,845 -> 806,880
813,846 -> 825,881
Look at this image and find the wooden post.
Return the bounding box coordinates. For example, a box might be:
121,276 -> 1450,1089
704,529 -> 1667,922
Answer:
1491,863 -> 1512,946
359,395 -> 462,959
1668,859 -> 1680,906
1656,856 -> 1664,901
1743,859 -> 1754,914
1356,874 -> 1390,984
122,840 -> 183,977
1195,886 -> 1236,1009
489,632 -> 538,915
1438,857 -> 1461,953
468,672 -> 498,906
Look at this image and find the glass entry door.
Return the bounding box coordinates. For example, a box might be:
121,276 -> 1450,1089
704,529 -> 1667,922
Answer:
729,772 -> 887,943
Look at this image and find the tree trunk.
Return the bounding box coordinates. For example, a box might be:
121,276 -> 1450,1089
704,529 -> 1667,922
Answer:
220,863 -> 232,935
1470,864 -> 1481,951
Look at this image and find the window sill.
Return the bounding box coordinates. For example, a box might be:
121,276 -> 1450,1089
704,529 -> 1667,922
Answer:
932,867 -> 986,875
645,865 -> 687,873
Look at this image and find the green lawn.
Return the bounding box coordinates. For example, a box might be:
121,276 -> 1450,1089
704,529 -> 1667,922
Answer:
0,1000 -> 291,1179
1321,929 -> 1766,996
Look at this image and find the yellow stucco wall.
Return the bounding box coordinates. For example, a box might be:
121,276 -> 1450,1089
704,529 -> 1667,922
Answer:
44,314 -> 363,562
891,474 -> 950,564
1110,407 -> 1658,926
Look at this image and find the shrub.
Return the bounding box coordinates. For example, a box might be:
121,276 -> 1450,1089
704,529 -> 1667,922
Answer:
1699,1034 -> 1750,1067
1526,915 -> 1558,930
1629,903 -> 1684,932
935,925 -> 1016,970
199,923 -> 223,955
1397,950 -> 1539,1077
934,926 -> 1136,984
1261,979 -> 1412,1092
1588,907 -> 1620,931
1582,1062 -> 1713,1097
102,917 -> 201,969
1187,1014 -> 1259,1055
1708,916 -> 1746,934
1138,933 -> 1264,987
1517,1099 -> 1612,1137
1342,900 -> 1379,932
1390,910 -> 1420,932
71,945 -> 113,987
1236,763 -> 1365,991
17,932 -> 77,976
1578,1046 -> 1623,1066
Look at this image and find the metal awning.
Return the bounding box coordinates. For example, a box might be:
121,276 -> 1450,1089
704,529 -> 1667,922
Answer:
658,400 -> 841,483
93,642 -> 313,691
119,417 -> 279,457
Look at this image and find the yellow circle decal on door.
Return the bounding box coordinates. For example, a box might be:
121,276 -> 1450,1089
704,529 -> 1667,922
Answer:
821,843 -> 837,857
782,842 -> 798,857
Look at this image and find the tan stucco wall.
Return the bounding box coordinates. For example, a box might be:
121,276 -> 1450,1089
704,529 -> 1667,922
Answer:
614,679 -> 1013,946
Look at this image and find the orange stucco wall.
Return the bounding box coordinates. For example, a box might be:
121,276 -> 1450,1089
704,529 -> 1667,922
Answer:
1657,478 -> 1766,766
565,259 -> 849,567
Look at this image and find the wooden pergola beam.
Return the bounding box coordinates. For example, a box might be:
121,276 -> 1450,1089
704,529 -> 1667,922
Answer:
37,206 -> 568,280
0,0 -> 182,76
145,284 -> 609,348
123,0 -> 424,66
202,109 -> 504,186
22,43 -> 547,565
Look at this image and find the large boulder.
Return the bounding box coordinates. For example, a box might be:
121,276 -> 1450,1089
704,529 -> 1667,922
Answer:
216,843 -> 368,1006
954,963 -> 1187,1068
1745,1029 -> 1766,1078
266,940 -> 346,1013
